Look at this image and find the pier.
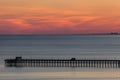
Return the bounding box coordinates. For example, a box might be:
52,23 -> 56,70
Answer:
4,57 -> 120,68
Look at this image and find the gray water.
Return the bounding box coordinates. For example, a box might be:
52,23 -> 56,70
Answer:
0,35 -> 120,80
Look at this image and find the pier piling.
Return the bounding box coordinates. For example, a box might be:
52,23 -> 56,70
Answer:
4,57 -> 120,68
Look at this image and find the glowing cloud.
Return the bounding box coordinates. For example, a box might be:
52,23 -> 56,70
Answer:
0,0 -> 120,34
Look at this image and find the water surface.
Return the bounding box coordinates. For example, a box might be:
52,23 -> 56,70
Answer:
0,35 -> 120,80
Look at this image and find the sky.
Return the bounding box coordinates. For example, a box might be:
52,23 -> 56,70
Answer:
0,0 -> 120,34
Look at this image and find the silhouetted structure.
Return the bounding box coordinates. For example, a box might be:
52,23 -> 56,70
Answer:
4,57 -> 120,68
110,32 -> 119,35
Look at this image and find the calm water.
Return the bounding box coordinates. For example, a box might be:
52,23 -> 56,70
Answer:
0,35 -> 120,80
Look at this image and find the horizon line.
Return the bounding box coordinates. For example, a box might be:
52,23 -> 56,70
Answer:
0,33 -> 120,36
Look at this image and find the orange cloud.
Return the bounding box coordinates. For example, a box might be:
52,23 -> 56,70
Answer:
0,1 -> 120,34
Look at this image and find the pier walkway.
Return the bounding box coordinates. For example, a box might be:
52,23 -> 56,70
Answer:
4,57 -> 120,68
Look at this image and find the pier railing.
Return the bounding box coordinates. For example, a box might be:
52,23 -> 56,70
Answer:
4,57 -> 120,68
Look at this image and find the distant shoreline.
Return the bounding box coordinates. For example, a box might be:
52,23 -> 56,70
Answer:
0,34 -> 119,36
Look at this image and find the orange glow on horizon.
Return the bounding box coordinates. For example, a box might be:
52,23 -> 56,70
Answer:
0,0 -> 120,34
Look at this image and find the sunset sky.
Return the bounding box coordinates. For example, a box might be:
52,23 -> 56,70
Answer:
0,0 -> 120,34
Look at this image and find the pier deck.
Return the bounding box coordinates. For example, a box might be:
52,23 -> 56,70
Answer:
4,57 -> 120,68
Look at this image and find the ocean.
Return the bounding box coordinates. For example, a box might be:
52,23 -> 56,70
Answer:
0,35 -> 120,80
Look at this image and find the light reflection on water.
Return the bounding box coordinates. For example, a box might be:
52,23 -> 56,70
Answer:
1,71 -> 120,78
0,65 -> 120,80
1,71 -> 120,80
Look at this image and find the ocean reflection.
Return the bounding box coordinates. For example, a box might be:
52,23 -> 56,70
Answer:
1,71 -> 120,79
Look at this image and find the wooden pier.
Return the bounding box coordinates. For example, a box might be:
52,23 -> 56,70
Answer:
4,57 -> 120,68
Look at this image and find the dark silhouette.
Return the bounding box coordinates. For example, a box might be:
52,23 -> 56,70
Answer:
4,57 -> 120,68
110,32 -> 119,35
